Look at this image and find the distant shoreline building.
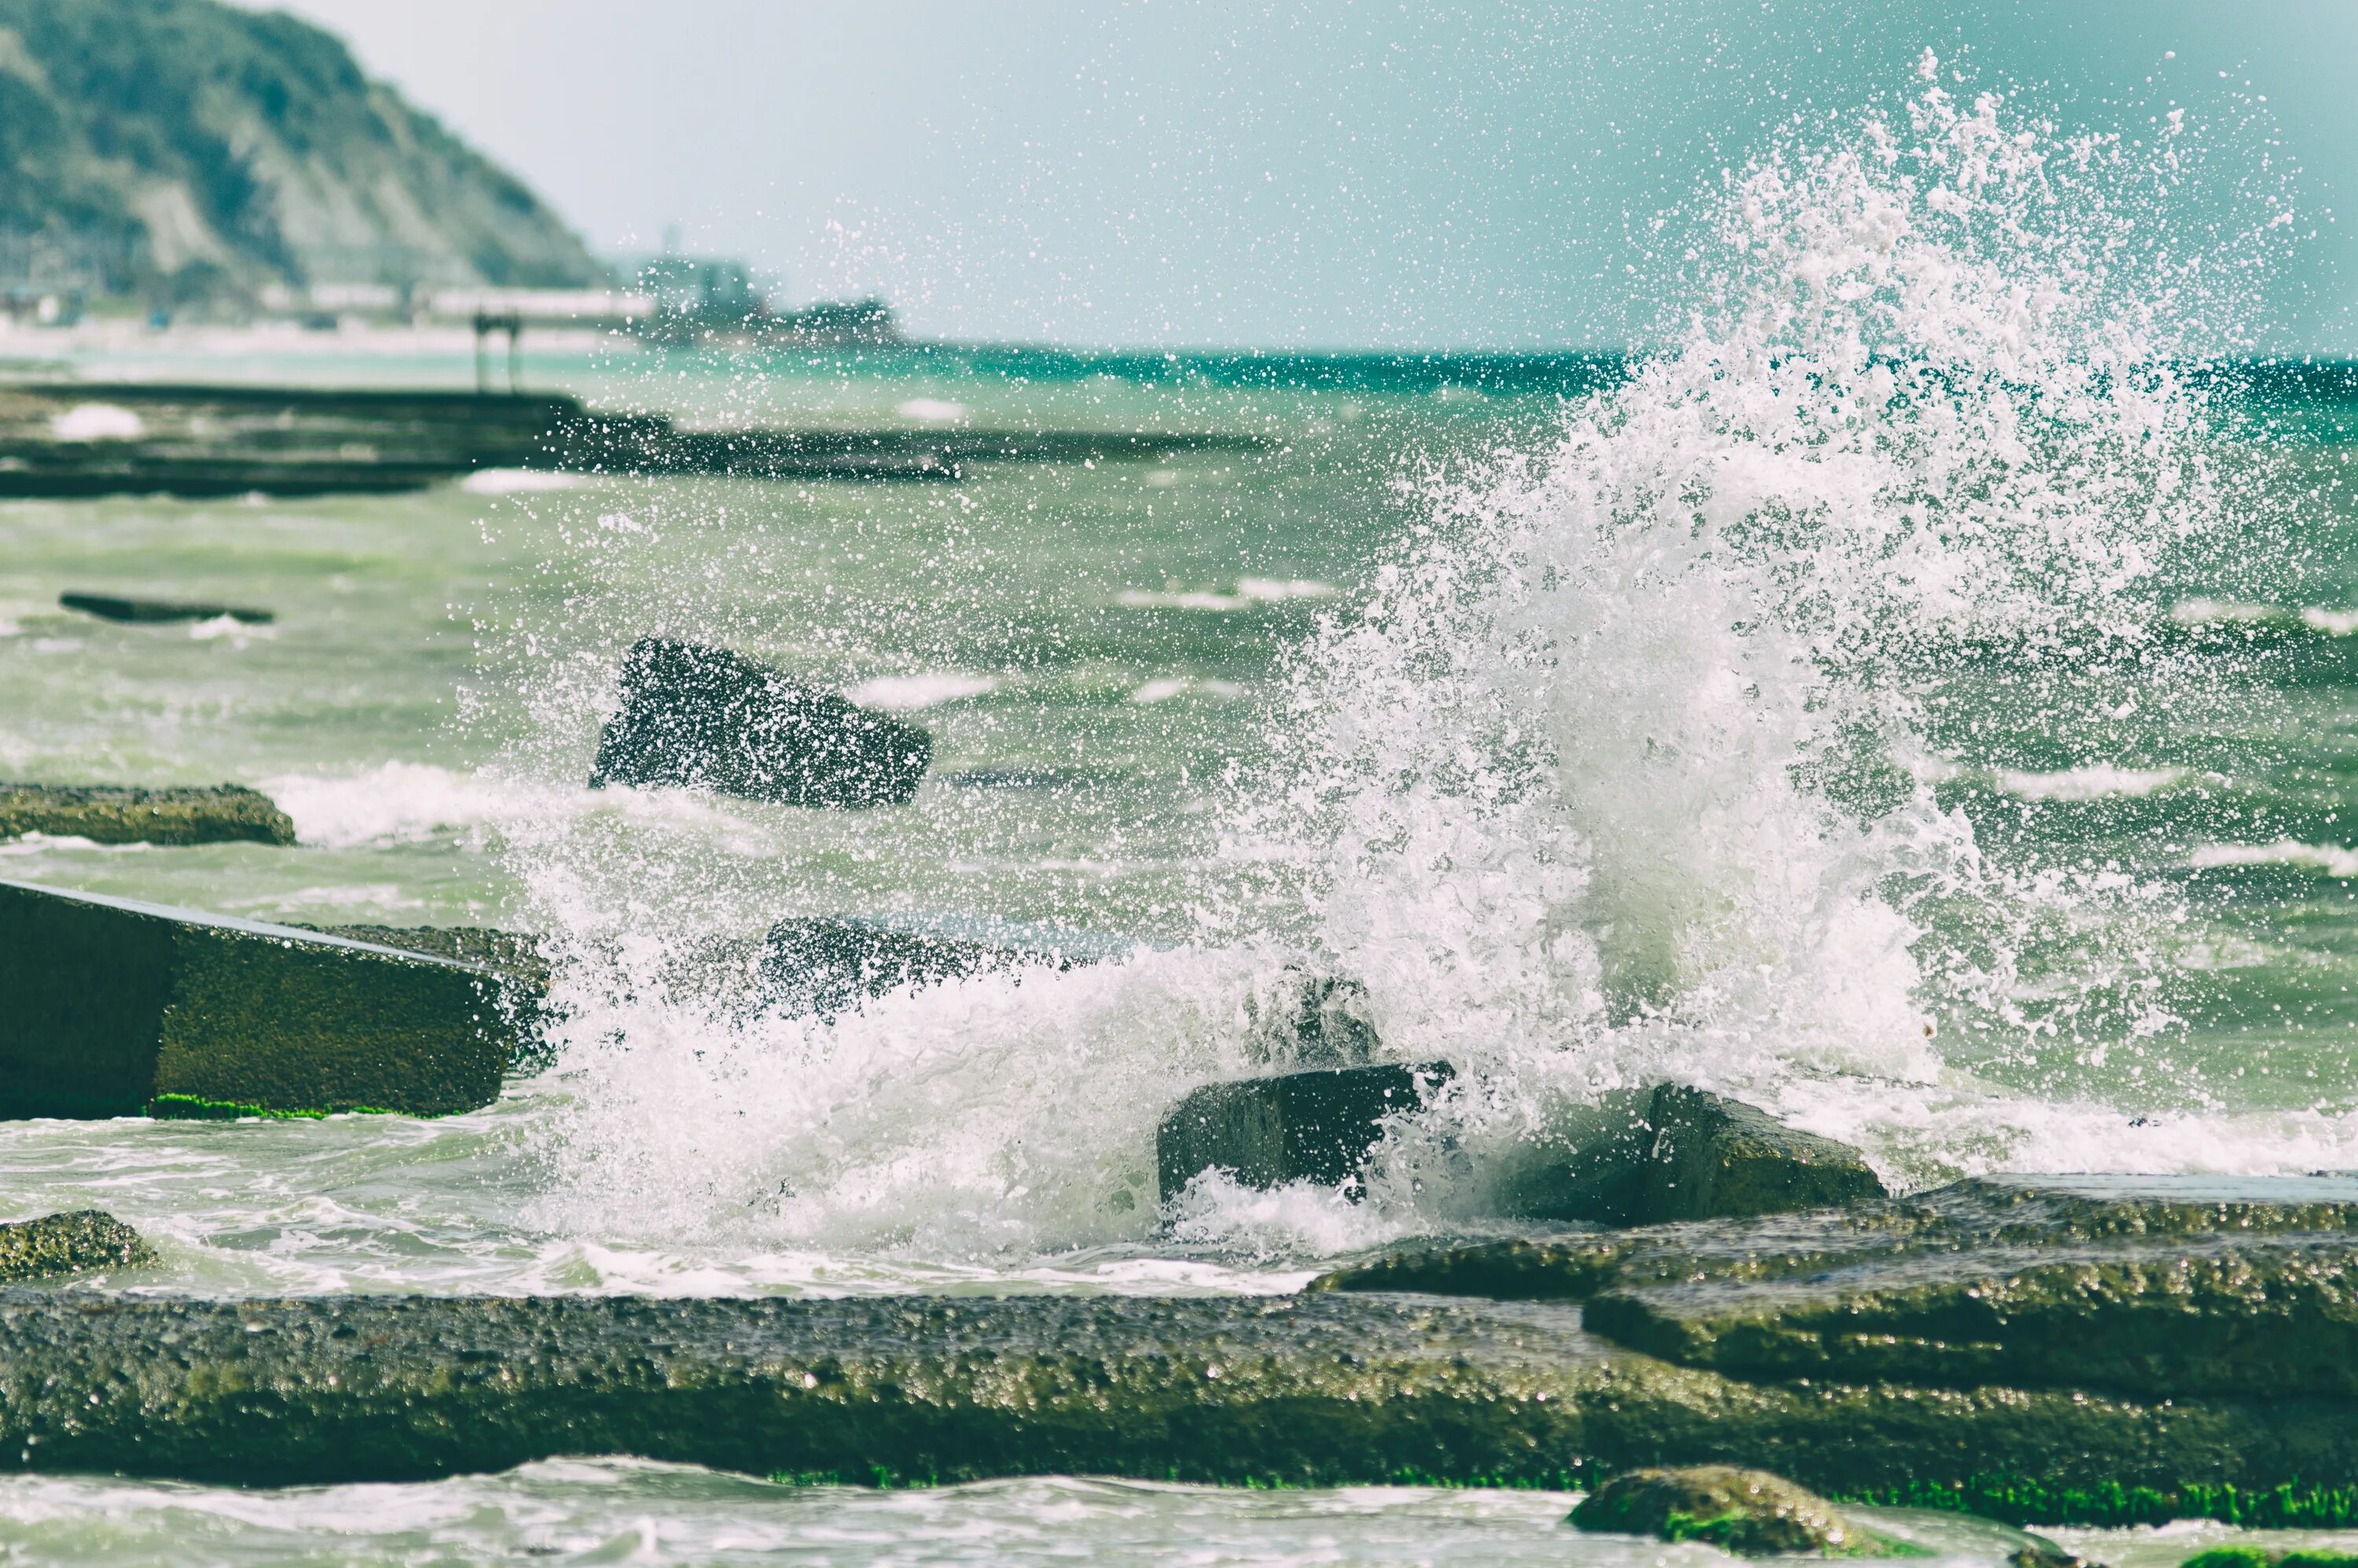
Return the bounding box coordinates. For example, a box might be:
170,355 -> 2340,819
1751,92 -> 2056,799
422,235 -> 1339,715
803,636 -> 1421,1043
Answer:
628,249 -> 903,349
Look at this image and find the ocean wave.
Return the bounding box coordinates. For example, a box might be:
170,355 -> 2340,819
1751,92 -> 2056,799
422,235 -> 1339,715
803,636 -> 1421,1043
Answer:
1117,579 -> 1336,611
845,673 -> 999,711
2171,597 -> 2281,625
2303,607 -> 2358,636
2190,840 -> 2358,878
1130,677 -> 1246,703
1993,765 -> 2184,802
461,468 -> 582,495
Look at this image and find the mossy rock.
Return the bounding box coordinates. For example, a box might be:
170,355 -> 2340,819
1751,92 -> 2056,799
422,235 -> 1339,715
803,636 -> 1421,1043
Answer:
3,1289 -> 2358,1493
2184,1551 -> 2358,1568
1572,1467 -> 1926,1556
1317,1172 -> 2358,1403
0,784 -> 294,847
0,879 -> 532,1118
1644,1085 -> 1887,1222
0,1211 -> 154,1280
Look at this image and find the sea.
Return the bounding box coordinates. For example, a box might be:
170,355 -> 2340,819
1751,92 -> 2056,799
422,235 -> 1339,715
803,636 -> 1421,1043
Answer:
4,78 -> 2358,1562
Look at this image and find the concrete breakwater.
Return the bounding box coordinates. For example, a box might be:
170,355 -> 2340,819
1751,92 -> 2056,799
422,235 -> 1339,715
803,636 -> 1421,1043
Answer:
0,879 -> 531,1118
0,381 -> 1266,497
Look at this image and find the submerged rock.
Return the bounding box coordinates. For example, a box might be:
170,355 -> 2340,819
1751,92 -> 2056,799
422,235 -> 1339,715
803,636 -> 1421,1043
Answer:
758,915 -> 1115,1019
0,783 -> 296,847
0,1211 -> 155,1280
1512,1084 -> 1886,1225
1155,1060 -> 1453,1199
0,879 -> 533,1118
589,637 -> 931,807
1570,1466 -> 1915,1557
59,592 -> 272,626
0,1288 -> 2354,1499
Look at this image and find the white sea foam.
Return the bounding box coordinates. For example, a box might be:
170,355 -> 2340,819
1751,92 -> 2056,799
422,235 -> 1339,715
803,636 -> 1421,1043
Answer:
267,761 -> 777,855
49,402 -> 141,441
2191,841 -> 2358,878
188,614 -> 274,643
845,673 -> 998,711
1994,765 -> 2184,802
265,762 -> 521,849
1130,677 -> 1245,703
2172,597 -> 2279,625
895,398 -> 968,423
1118,579 -> 1337,611
2302,607 -> 2358,636
462,468 -> 582,495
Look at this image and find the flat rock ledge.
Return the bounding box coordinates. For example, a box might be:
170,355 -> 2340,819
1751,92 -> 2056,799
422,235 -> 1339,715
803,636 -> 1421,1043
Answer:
0,1287 -> 2352,1498
0,784 -> 294,847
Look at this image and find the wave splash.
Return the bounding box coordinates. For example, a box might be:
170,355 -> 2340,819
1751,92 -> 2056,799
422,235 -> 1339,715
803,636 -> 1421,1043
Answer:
1236,61 -> 2301,1214
507,66 -> 2330,1267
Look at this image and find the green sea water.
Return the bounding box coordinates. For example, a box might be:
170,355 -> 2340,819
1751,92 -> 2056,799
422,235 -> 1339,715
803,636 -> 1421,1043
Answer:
9,82 -> 2358,1559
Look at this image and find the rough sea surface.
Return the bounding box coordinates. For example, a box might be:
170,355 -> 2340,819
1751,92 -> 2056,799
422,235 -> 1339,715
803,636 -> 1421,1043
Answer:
6,76 -> 2358,1560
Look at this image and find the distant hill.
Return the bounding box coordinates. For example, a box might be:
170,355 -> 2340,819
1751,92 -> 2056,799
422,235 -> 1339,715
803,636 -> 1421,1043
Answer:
0,0 -> 601,307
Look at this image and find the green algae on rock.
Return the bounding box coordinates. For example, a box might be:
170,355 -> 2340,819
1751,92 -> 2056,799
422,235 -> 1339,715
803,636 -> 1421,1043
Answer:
0,879 -> 533,1118
0,783 -> 295,846
1570,1466 -> 1923,1556
1642,1086 -> 1888,1222
1,1288 -> 2357,1495
1156,1061 -> 1455,1197
1511,1085 -> 1887,1226
0,1212 -> 154,1280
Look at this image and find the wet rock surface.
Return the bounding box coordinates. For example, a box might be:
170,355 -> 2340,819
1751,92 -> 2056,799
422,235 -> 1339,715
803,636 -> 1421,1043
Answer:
590,637 -> 932,807
1,1287 -> 2356,1494
0,783 -> 296,846
1319,1173 -> 2358,1403
1570,1465 -> 1916,1556
1156,1061 -> 1454,1197
0,879 -> 532,1118
1515,1085 -> 1886,1225
0,1212 -> 154,1281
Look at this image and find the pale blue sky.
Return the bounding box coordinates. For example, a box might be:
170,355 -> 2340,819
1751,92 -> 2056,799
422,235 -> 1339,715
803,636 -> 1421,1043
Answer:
266,0 -> 2358,351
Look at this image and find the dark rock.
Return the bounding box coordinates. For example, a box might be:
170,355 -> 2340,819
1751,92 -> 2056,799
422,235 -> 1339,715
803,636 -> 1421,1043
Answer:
0,1288 -> 2352,1501
1570,1466 -> 1916,1556
307,925 -> 556,1073
1644,1085 -> 1887,1222
60,593 -> 272,625
589,637 -> 931,807
1319,1172 -> 2358,1406
0,783 -> 295,847
1512,1084 -> 1886,1226
1156,1061 -> 1453,1199
0,878 -> 533,1118
0,1211 -> 155,1280
759,914 -> 1119,1019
